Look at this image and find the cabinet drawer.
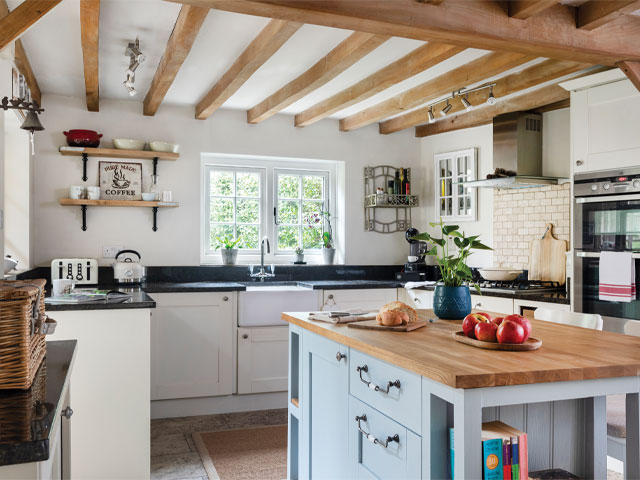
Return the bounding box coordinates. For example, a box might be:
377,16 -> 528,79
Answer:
323,288 -> 397,310
470,294 -> 514,315
349,396 -> 421,480
349,349 -> 421,433
405,289 -> 433,309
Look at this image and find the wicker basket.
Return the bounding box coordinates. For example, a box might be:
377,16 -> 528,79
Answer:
0,279 -> 48,390
0,362 -> 47,442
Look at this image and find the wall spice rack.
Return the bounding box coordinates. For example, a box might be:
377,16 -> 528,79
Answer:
364,166 -> 418,234
59,199 -> 179,232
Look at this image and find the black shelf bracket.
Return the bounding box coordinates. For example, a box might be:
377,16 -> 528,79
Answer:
81,205 -> 87,231
152,207 -> 159,232
153,157 -> 159,177
81,153 -> 88,182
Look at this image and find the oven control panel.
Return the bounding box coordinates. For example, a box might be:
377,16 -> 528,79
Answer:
575,173 -> 640,197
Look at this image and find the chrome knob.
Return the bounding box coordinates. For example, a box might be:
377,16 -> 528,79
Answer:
591,184 -> 598,192
328,294 -> 334,300
61,406 -> 73,419
603,183 -> 611,190
576,160 -> 584,166
223,296 -> 229,301
474,302 -> 482,308
336,352 -> 346,362
242,334 -> 248,339
634,180 -> 640,188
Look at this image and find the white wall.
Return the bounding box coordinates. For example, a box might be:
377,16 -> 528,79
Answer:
419,110 -> 571,267
0,49 -> 16,266
32,95 -> 421,266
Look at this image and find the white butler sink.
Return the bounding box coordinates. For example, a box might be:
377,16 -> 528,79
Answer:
238,283 -> 320,326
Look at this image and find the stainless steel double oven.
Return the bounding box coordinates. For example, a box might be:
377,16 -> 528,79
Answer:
574,167 -> 640,332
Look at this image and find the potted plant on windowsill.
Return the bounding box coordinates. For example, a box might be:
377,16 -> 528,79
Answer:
308,211 -> 336,265
411,219 -> 491,320
215,235 -> 242,265
294,247 -> 305,264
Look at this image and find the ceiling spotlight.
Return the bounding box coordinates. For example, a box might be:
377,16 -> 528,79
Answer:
123,37 -> 145,96
440,99 -> 452,117
461,95 -> 472,112
487,86 -> 497,105
428,106 -> 435,124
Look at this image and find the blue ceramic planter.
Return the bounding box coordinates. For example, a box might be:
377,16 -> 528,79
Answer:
433,285 -> 471,320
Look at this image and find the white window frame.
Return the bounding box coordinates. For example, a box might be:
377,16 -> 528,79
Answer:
434,148 -> 477,222
201,154 -> 338,265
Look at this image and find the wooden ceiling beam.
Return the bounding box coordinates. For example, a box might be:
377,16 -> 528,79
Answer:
196,19 -> 301,120
577,0 -> 640,30
415,83 -> 569,137
533,98 -> 570,113
80,0 -> 100,112
379,59 -> 590,134
0,0 -> 41,105
295,42 -> 463,127
169,0 -> 640,66
143,5 -> 209,116
339,51 -> 533,132
0,0 -> 60,51
247,31 -> 388,124
509,0 -> 559,19
617,60 -> 640,92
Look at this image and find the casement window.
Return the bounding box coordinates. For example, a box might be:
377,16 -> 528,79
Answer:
202,155 -> 336,264
434,148 -> 477,222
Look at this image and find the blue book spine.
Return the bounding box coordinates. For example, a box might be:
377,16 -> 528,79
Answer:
482,438 -> 503,480
449,427 -> 455,478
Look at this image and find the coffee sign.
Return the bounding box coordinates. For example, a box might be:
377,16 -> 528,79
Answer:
99,161 -> 142,200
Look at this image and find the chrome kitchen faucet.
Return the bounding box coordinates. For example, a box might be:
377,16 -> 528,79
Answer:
249,236 -> 276,281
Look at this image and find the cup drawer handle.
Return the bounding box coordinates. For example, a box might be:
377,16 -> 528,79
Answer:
355,414 -> 399,448
357,365 -> 401,393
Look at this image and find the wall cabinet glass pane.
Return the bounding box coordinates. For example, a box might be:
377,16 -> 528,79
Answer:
434,148 -> 477,222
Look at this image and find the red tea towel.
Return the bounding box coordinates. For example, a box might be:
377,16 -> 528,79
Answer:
599,251 -> 636,303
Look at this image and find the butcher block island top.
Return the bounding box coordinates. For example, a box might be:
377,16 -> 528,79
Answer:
282,310 -> 640,389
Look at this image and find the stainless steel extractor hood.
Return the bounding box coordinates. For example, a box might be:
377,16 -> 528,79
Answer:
461,112 -> 568,189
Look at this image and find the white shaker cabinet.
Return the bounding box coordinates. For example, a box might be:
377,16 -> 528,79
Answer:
149,292 -> 235,400
470,294 -> 514,315
237,326 -> 289,394
322,288 -> 397,311
570,78 -> 640,174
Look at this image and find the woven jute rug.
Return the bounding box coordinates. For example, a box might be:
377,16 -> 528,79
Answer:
193,425 -> 287,480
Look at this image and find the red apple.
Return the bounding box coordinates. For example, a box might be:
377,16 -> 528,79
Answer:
503,314 -> 532,341
462,312 -> 491,339
475,321 -> 498,342
492,316 -> 504,326
497,320 -> 526,344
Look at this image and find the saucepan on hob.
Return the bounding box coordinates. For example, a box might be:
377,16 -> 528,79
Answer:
478,267 -> 523,281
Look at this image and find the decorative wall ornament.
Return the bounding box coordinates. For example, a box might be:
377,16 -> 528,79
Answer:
99,161 -> 143,200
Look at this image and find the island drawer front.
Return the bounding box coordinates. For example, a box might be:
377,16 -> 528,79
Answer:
349,396 -> 421,480
349,349 -> 421,433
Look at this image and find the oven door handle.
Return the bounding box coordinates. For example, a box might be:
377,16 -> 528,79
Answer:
576,194 -> 640,204
576,251 -> 640,259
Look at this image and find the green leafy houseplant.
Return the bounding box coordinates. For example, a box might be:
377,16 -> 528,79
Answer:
214,235 -> 242,251
295,247 -> 304,255
412,218 -> 492,294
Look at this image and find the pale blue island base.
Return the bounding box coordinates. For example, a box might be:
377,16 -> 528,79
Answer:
283,311 -> 640,480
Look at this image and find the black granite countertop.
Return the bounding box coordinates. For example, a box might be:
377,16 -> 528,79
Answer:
0,340 -> 77,467
142,282 -> 247,293
44,286 -> 156,311
296,280 -> 404,290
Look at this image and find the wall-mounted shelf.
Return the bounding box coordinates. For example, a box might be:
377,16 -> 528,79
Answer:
59,146 -> 179,181
364,166 -> 418,233
59,198 -> 179,232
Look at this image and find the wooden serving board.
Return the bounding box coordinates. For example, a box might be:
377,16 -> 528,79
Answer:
347,319 -> 428,332
452,331 -> 542,351
529,223 -> 567,285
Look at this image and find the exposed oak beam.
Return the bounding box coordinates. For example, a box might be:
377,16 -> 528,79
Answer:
416,0 -> 445,4
0,0 -> 41,105
168,0 -> 640,65
415,84 -> 569,137
533,98 -> 570,113
0,0 -> 60,51
80,0 -> 100,112
340,51 -> 532,132
144,5 -> 209,116
196,19 -> 301,120
617,61 -> 640,92
509,0 -> 559,19
379,59 -> 589,134
295,42 -> 462,127
577,0 -> 640,30
247,31 -> 388,123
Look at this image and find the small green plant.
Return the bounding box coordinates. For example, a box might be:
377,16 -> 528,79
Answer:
214,235 -> 242,250
295,247 -> 304,255
411,218 -> 491,294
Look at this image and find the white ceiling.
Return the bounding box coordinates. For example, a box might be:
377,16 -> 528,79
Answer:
9,0 -> 621,125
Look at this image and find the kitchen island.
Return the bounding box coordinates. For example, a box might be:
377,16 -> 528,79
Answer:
283,310 -> 640,479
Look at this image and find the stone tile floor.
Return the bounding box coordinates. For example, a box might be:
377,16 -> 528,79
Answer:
151,408 -> 288,480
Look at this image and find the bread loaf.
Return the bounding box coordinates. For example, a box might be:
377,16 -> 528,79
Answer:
376,301 -> 417,326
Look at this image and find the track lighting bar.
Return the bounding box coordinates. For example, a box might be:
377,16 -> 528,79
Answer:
419,83 -> 497,121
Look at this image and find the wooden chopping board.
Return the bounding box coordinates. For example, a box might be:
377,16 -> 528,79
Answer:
529,223 -> 567,285
347,319 -> 428,332
452,331 -> 542,351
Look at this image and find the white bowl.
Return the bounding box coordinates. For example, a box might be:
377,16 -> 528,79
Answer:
113,138 -> 146,150
149,141 -> 179,153
478,268 -> 523,281
141,193 -> 156,201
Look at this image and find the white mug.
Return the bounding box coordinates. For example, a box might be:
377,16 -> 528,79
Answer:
52,279 -> 74,296
86,186 -> 100,200
69,185 -> 85,199
161,191 -> 172,202
408,255 -> 419,262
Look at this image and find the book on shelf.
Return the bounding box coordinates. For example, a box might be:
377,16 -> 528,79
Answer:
483,421 -> 528,480
45,288 -> 131,304
482,430 -> 504,480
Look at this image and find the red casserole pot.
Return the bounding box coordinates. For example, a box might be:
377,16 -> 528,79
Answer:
63,129 -> 103,148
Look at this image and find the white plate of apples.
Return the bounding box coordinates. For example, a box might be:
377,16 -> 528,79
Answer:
454,312 -> 542,351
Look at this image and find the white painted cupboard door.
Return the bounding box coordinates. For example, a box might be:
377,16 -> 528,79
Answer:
470,294 -> 514,316
237,326 -> 288,394
322,288 -> 397,311
151,293 -> 233,400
